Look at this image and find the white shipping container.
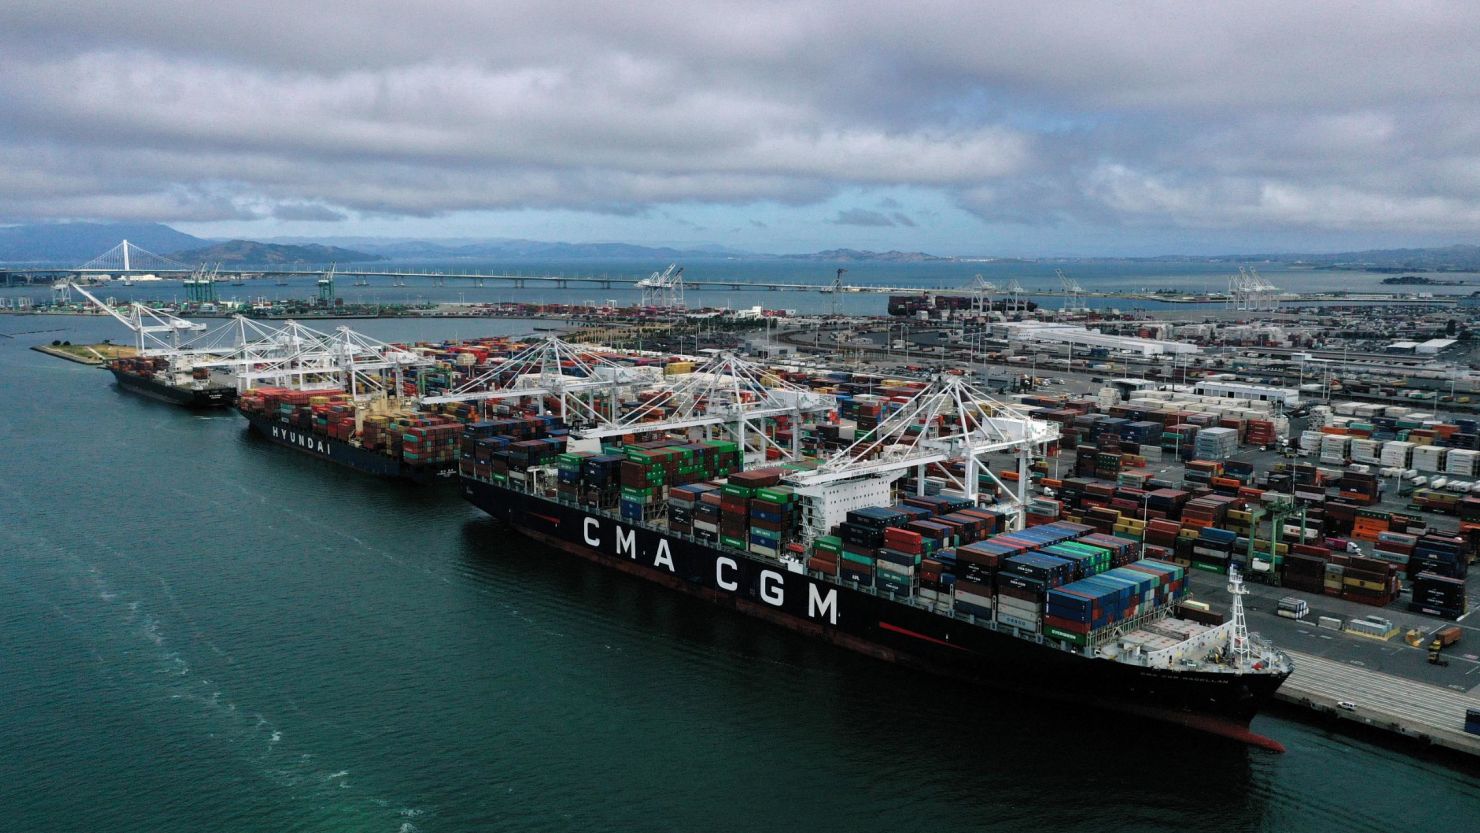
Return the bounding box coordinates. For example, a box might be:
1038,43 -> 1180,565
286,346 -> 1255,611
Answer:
997,612 -> 1040,632
1350,438 -> 1381,464
1413,445 -> 1447,472
1446,449 -> 1479,477
1380,441 -> 1414,467
997,596 -> 1042,615
954,589 -> 992,608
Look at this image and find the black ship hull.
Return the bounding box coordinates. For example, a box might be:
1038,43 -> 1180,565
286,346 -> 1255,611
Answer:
241,411 -> 458,484
463,477 -> 1290,749
110,369 -> 236,408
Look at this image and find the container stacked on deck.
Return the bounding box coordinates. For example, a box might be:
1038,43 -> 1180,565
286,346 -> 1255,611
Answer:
808,535 -> 842,576
715,467 -> 781,549
110,356 -> 170,378
403,420 -> 463,466
619,440 -> 742,522
946,521 -> 1094,623
1043,560 -> 1187,646
460,417 -> 564,481
668,482 -> 719,536
838,506 -> 910,588
749,484 -> 797,558
556,450 -> 597,501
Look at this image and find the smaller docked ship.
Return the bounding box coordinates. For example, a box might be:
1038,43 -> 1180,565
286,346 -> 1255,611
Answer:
106,356 -> 237,408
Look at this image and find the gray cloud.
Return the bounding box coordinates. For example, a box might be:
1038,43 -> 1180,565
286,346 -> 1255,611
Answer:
2,2 -> 1479,239
831,208 -> 896,227
272,202 -> 348,222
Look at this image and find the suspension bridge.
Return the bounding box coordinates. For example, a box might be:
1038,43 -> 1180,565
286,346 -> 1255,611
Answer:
0,240 -> 1462,307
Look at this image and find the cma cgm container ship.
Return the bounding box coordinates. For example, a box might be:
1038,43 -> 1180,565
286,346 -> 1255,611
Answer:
462,426 -> 1293,750
107,356 -> 236,408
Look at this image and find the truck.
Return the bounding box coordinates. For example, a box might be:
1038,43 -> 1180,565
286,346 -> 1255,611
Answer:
1428,625 -> 1461,666
1430,626 -> 1462,651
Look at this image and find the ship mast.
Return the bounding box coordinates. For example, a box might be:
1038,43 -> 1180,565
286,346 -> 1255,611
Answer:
1226,564 -> 1253,667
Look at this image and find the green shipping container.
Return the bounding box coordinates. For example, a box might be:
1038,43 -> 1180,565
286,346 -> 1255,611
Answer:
1045,627 -> 1087,646
721,535 -> 747,550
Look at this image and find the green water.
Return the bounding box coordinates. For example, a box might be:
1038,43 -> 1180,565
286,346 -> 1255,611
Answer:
1,317 -> 1476,832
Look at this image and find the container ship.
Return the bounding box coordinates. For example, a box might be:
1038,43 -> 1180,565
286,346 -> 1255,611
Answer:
106,356 -> 237,408
235,386 -> 568,484
226,334 -> 611,482
458,362 -> 1293,750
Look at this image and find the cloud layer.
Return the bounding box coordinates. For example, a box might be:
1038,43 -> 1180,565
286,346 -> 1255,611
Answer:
3,1 -> 1479,240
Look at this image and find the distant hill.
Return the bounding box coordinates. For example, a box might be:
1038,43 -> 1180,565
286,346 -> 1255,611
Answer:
0,222 -> 206,263
782,249 -> 950,262
1280,244 -> 1480,272
1111,244 -> 1480,271
171,240 -> 385,265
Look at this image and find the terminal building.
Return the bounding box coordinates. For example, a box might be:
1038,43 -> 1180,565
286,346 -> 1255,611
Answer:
1193,379 -> 1300,408
996,322 -> 1200,357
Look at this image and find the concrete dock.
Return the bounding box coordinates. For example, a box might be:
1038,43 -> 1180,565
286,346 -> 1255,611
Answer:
1280,648 -> 1480,756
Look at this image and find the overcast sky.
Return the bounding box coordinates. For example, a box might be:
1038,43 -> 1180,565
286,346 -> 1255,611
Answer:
3,2 -> 1479,255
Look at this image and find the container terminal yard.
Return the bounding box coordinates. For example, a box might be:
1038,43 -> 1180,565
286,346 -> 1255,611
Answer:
28,277 -> 1480,762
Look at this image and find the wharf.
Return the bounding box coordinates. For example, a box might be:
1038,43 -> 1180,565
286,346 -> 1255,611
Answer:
1279,649 -> 1480,756
30,342 -> 136,365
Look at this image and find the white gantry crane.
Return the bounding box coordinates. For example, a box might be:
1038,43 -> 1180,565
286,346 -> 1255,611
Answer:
1056,269 -> 1085,311
1229,267 -> 1282,311
71,282 -> 208,354
574,351 -> 837,463
636,264 -> 686,309
967,274 -> 998,316
785,374 -> 1058,543
1005,279 -> 1027,314
225,321 -> 430,402
418,335 -> 660,431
